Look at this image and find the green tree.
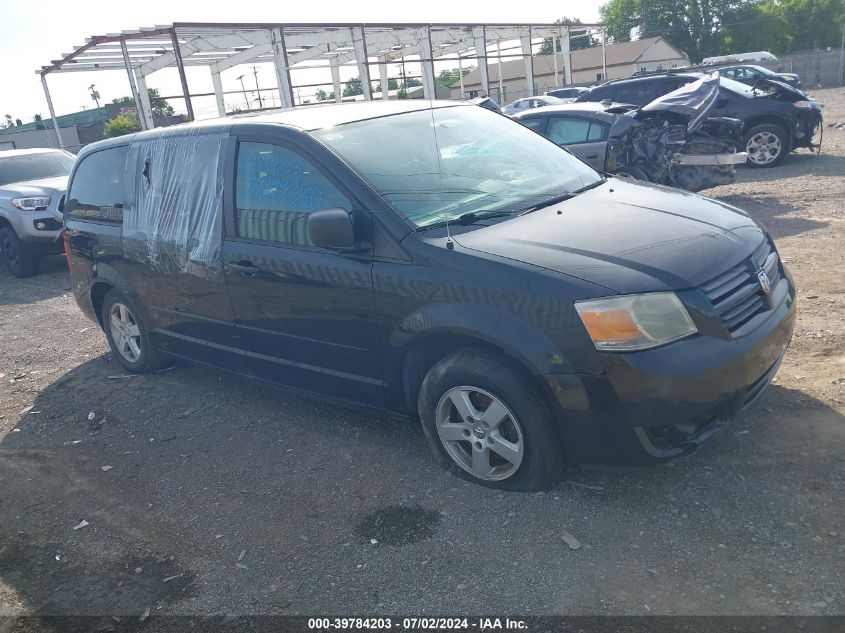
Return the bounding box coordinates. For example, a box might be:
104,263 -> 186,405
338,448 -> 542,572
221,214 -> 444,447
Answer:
1,114 -> 13,128
104,112 -> 140,138
600,0 -> 736,61
722,0 -> 792,55
112,88 -> 175,117
315,88 -> 336,101
342,77 -> 363,97
539,18 -> 599,53
779,0 -> 845,51
374,78 -> 401,92
397,88 -> 408,99
436,67 -> 473,88
600,0 -> 844,61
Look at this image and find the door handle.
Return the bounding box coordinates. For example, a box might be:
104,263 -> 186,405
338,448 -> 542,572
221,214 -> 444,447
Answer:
585,153 -> 600,159
227,261 -> 261,275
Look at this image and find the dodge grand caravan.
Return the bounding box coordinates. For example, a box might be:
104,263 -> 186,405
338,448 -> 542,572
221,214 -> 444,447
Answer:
64,101 -> 796,491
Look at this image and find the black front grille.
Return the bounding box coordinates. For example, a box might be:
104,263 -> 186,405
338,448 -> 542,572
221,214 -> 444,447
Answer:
700,240 -> 781,335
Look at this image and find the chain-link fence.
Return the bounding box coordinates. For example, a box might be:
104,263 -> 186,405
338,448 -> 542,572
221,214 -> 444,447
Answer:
756,48 -> 845,88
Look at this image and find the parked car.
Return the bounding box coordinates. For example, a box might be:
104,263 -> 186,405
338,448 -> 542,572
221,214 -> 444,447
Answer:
575,71 -> 822,167
502,96 -> 566,116
545,87 -> 589,102
515,74 -> 746,191
703,51 -> 778,64
0,148 -> 74,276
714,64 -> 802,89
65,101 -> 796,491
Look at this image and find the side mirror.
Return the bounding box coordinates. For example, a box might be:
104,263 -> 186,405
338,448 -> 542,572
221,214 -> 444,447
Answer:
307,208 -> 356,250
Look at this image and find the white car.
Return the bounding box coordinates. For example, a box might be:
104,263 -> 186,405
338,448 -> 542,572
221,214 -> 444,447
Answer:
545,87 -> 589,102
502,96 -> 565,116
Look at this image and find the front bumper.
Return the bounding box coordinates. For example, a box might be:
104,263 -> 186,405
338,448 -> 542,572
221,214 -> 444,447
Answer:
17,213 -> 63,243
544,278 -> 796,467
3,203 -> 64,251
793,110 -> 823,151
672,152 -> 747,166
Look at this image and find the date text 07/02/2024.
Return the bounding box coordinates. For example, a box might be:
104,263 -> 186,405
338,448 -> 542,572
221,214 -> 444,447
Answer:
307,617 -> 528,630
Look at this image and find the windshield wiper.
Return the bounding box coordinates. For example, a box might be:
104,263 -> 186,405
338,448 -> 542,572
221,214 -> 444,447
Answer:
518,178 -> 606,216
416,209 -> 517,231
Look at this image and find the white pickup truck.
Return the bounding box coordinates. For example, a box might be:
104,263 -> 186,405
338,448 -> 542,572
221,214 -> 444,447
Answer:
0,148 -> 74,276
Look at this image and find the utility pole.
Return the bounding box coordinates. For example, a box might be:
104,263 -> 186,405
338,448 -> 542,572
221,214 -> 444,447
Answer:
88,84 -> 101,109
401,57 -> 407,92
237,75 -> 251,110
458,54 -> 465,99
840,21 -> 845,86
88,84 -> 104,122
251,66 -> 264,109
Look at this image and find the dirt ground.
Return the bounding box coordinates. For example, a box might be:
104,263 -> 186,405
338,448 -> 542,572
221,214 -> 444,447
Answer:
1,88 -> 843,622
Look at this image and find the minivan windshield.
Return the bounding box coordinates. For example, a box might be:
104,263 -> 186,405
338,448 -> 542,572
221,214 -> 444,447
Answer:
0,151 -> 74,186
314,105 -> 602,229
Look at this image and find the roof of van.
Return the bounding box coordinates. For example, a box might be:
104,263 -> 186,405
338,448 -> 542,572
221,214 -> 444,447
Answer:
230,99 -> 467,131
77,100 -> 470,157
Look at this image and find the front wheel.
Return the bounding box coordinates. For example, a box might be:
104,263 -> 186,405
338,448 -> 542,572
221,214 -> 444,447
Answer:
0,227 -> 40,277
743,124 -> 788,168
417,348 -> 564,491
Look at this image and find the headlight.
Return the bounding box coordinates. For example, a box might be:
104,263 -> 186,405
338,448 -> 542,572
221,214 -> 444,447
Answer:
575,292 -> 697,351
11,197 -> 51,211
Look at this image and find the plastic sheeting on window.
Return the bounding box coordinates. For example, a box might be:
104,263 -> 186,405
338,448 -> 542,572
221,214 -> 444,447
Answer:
121,128 -> 226,279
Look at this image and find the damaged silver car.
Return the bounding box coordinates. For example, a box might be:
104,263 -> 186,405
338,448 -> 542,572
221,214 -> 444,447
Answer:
513,73 -> 746,192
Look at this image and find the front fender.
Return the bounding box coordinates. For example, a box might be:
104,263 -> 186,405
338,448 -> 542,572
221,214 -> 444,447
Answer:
0,206 -> 22,233
390,302 -> 576,375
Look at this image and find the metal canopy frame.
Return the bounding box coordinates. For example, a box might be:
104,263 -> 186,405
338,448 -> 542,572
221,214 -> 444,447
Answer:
38,21 -> 607,147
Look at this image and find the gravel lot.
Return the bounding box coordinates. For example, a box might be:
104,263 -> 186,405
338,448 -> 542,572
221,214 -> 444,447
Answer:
1,88 -> 843,621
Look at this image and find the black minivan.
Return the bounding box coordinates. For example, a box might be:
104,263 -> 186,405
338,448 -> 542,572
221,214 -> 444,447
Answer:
64,101 -> 796,490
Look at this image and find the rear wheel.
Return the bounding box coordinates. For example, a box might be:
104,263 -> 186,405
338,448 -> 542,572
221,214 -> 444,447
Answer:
101,290 -> 169,373
418,348 -> 563,491
743,124 -> 788,167
0,227 -> 39,277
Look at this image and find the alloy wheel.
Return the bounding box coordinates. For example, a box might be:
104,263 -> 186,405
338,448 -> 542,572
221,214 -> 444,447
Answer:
746,132 -> 782,165
435,386 -> 524,481
109,302 -> 142,363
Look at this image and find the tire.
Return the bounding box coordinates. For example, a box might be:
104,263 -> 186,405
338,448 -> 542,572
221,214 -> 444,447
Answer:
0,227 -> 40,277
743,124 -> 788,168
101,289 -> 170,373
417,348 -> 564,491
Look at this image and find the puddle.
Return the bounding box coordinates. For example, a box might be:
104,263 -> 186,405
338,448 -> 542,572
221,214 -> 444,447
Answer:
357,505 -> 440,546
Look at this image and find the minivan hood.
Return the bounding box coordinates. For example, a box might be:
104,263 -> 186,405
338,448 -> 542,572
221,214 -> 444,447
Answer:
452,178 -> 766,294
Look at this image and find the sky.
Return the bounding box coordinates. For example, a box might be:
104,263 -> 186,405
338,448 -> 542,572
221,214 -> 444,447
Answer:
0,0 -> 605,125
